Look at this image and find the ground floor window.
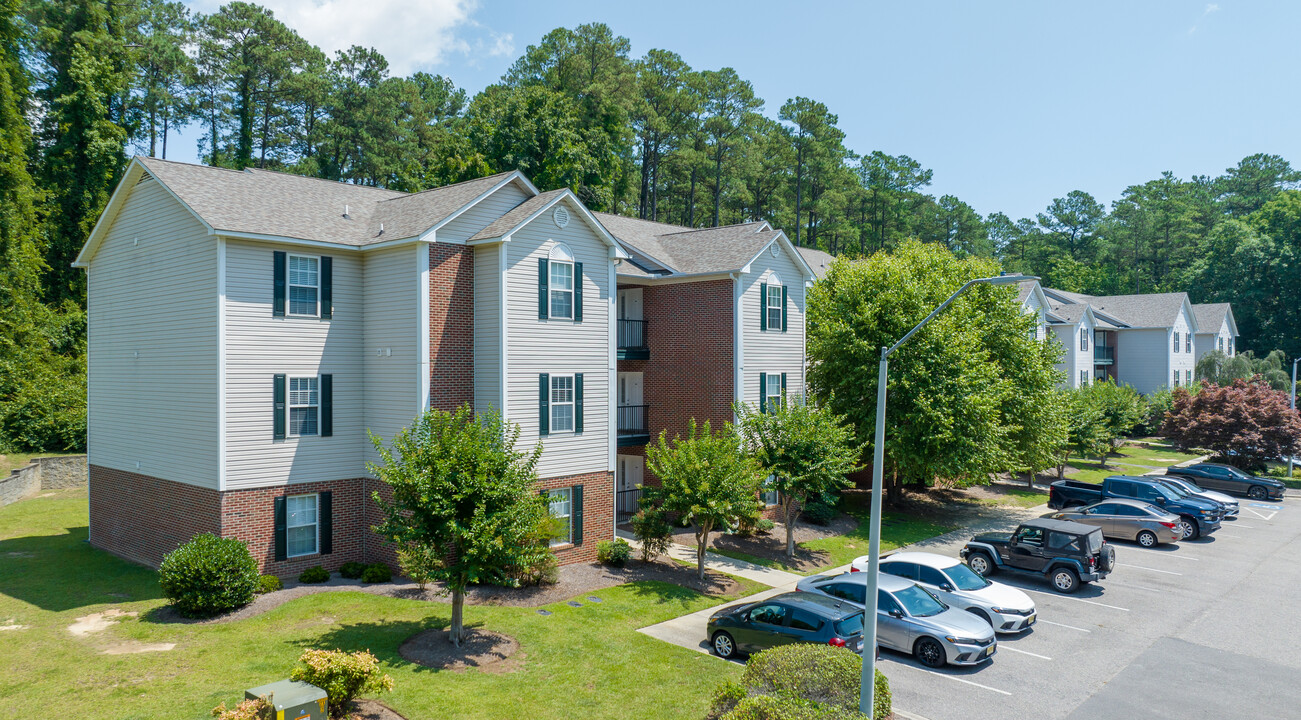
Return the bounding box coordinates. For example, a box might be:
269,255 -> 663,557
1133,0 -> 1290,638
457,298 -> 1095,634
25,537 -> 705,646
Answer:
1173,370 -> 1180,388
286,494 -> 318,557
1186,369 -> 1192,386
1079,370 -> 1088,387
762,474 -> 780,507
548,488 -> 572,546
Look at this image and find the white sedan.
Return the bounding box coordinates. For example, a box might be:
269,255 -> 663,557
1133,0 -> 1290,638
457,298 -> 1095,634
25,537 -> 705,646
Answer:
852,551 -> 1037,633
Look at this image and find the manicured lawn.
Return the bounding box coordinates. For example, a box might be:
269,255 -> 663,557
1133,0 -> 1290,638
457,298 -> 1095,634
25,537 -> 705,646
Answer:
0,490 -> 760,720
1064,441 -> 1205,484
709,509 -> 955,575
974,487 -> 1049,508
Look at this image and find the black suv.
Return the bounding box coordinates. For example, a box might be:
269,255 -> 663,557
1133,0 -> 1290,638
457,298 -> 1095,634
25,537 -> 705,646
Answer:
1165,463 -> 1285,501
960,518 -> 1115,593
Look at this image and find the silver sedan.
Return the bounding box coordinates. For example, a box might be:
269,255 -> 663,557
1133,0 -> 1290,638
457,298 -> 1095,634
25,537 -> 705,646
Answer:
1049,498 -> 1182,547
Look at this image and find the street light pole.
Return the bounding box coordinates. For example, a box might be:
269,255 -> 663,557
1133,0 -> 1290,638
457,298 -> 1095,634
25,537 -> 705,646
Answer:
859,273 -> 1037,716
1290,358 -> 1299,478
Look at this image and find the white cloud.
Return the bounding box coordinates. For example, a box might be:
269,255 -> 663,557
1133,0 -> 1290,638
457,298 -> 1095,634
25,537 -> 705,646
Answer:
185,0 -> 514,77
1204,4 -> 1219,14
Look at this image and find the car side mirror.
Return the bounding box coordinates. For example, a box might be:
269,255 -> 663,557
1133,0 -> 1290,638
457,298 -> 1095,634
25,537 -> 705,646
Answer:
1154,496 -> 1166,505
939,583 -> 954,592
1009,537 -> 1018,546
889,609 -> 903,619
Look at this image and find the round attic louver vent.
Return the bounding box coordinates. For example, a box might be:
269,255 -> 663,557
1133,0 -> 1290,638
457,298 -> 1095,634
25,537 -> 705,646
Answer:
770,243 -> 779,257
554,206 -> 570,229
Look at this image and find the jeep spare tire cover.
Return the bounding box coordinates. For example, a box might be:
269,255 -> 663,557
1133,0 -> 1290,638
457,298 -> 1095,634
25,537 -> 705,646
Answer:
1098,543 -> 1116,572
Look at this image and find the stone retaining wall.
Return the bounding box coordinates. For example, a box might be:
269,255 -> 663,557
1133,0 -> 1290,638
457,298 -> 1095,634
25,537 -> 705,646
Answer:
0,455 -> 88,507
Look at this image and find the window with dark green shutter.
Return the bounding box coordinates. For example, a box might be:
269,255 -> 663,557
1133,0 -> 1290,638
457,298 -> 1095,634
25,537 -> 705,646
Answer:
319,374 -> 333,437
781,372 -> 788,399
273,374 -> 286,440
273,251 -> 287,317
574,373 -> 584,433
759,282 -> 768,331
319,491 -> 333,554
781,285 -> 788,332
571,484 -> 584,546
573,261 -> 583,321
320,256 -> 332,319
538,258 -> 549,319
539,374 -> 550,436
273,496 -> 287,560
759,372 -> 767,413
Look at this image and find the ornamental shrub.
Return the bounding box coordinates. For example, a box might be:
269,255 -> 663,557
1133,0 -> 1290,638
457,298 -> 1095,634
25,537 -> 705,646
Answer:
506,552 -> 559,587
298,566 -> 330,584
210,696 -> 272,720
734,516 -> 776,538
158,533 -> 258,618
709,644 -> 890,720
338,562 -> 367,579
290,649 -> 394,717
596,538 -> 632,567
360,563 -> 392,583
396,543 -> 442,591
631,508 -> 673,562
256,574 -> 283,594
801,501 -> 837,527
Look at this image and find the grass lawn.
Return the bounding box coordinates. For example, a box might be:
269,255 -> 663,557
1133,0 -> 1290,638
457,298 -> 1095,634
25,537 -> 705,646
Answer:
973,487 -> 1049,508
0,489 -> 762,720
0,451 -> 80,477
1063,442 -> 1205,484
709,509 -> 955,575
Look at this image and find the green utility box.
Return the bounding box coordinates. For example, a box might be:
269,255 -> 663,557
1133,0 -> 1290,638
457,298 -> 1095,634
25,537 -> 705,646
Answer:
245,679 -> 328,720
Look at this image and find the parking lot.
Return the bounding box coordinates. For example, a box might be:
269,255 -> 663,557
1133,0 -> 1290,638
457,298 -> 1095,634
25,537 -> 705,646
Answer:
641,494 -> 1301,720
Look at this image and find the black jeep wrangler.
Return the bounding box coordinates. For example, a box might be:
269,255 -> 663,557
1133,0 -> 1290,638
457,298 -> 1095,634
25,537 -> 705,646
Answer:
959,518 -> 1115,594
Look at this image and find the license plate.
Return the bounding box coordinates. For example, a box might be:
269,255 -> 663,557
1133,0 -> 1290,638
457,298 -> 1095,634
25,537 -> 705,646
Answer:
1027,614 -> 1036,626
983,646 -> 995,657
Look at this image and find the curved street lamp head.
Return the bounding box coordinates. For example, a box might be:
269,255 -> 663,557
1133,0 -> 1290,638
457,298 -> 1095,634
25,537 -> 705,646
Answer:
981,273 -> 1040,286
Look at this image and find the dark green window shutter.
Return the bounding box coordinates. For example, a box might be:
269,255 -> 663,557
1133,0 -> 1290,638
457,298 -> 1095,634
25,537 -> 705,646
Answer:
781,372 -> 788,404
759,282 -> 768,331
573,262 -> 583,321
539,373 -> 550,436
319,491 -> 333,555
319,374 -> 333,437
273,251 -> 286,317
273,374 -> 286,440
571,484 -> 584,546
781,285 -> 788,332
574,373 -> 584,433
538,258 -> 549,319
320,256 -> 332,319
759,372 -> 767,413
273,496 -> 287,561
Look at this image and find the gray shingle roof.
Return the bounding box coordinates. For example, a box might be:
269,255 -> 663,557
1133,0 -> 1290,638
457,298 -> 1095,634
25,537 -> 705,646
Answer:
1192,303 -> 1231,334
797,247 -> 835,279
1048,303 -> 1089,324
1085,292 -> 1190,329
593,212 -> 778,275
468,189 -> 568,241
138,157 -> 520,246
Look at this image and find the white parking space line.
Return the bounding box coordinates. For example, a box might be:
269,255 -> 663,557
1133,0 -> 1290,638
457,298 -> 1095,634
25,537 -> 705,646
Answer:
1019,587 -> 1129,611
1039,619 -> 1090,632
1233,524 -> 1257,529
1243,507 -> 1276,521
892,664 -> 1013,696
999,645 -> 1052,660
1126,548 -> 1199,561
1117,562 -> 1182,575
1119,583 -> 1163,592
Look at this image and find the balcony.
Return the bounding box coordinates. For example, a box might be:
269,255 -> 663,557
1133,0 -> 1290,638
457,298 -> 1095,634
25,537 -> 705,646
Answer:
617,319 -> 649,360
616,488 -> 642,522
1094,345 -> 1115,365
617,404 -> 649,446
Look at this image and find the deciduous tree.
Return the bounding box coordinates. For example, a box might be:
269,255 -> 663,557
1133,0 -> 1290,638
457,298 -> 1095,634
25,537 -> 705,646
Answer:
1163,379 -> 1301,472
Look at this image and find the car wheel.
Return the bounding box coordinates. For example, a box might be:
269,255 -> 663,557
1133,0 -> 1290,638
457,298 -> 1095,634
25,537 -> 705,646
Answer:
712,631 -> 737,659
966,608 -> 994,628
914,636 -> 947,668
1248,486 -> 1268,501
1178,516 -> 1200,540
967,552 -> 996,576
1051,567 -> 1080,593
1137,530 -> 1158,548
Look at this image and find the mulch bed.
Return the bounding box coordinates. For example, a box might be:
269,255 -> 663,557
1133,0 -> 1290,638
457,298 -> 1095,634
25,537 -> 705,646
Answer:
399,627 -> 522,673
144,556 -> 741,625
667,515 -> 860,572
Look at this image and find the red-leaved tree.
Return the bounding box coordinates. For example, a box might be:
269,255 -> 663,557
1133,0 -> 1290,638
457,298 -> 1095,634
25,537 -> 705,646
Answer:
1162,378 -> 1301,471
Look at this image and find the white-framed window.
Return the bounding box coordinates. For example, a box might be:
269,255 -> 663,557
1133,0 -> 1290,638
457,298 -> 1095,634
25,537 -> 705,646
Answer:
763,372 -> 783,412
766,273 -> 783,330
762,474 -> 780,507
289,376 -> 319,436
288,255 -> 320,316
1217,337 -> 1223,351
550,375 -> 575,432
1173,370 -> 1180,388
1186,369 -> 1192,386
1172,332 -> 1180,353
1079,327 -> 1089,351
548,488 -> 572,546
1080,370 -> 1089,387
286,494 -> 319,557
1185,334 -> 1192,353
549,244 -> 574,319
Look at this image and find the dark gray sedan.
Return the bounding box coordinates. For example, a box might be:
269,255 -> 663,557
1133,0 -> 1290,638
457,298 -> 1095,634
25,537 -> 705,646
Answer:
706,592 -> 867,659
1048,498 -> 1182,547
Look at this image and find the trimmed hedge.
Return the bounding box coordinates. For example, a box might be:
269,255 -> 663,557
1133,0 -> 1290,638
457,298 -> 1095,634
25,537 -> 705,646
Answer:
256,574 -> 283,594
709,644 -> 890,720
338,561 -> 367,579
158,533 -> 258,618
596,539 -> 632,567
298,566 -> 330,584
360,563 -> 391,583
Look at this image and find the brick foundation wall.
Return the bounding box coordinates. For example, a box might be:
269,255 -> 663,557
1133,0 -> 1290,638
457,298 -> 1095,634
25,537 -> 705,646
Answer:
220,479 -> 368,576
537,470 -> 615,564
89,465 -> 221,569
429,244 -> 474,412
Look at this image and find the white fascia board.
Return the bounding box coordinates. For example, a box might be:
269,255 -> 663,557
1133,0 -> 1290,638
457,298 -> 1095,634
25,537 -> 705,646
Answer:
418,244 -> 431,416
215,230 -> 363,252
1181,297 -> 1200,334
616,270 -> 738,286
217,237 -> 227,491
76,159 -> 216,267
419,172 -> 539,244
733,272 -> 744,420
608,258 -> 617,479
739,231 -> 817,283
1225,307 -> 1239,337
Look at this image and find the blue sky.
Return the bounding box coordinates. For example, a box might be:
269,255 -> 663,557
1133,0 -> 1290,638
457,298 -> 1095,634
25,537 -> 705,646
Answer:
175,1 -> 1298,221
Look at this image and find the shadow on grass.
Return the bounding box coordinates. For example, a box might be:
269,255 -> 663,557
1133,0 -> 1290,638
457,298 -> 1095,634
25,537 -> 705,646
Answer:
305,617 -> 453,674
624,578 -> 737,608
0,525 -> 163,612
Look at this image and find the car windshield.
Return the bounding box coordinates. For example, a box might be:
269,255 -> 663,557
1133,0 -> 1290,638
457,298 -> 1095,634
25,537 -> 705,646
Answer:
893,584 -> 948,617
944,562 -> 991,591
1161,482 -> 1192,498
1153,484 -> 1181,502
834,614 -> 864,636
1170,477 -> 1204,493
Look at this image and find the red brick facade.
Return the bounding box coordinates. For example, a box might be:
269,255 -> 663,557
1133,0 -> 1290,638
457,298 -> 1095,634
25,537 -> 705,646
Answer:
89,464 -> 613,575
429,244 -> 474,412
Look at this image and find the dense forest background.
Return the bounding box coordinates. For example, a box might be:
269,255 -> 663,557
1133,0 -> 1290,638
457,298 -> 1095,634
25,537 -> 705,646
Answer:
3,0 -> 1300,453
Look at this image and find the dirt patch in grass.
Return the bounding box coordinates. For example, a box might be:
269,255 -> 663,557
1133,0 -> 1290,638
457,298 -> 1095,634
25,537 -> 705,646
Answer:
145,557 -> 742,626
349,699 -> 409,720
670,515 -> 859,572
68,608 -> 137,635
101,641 -> 175,655
399,627 -> 522,673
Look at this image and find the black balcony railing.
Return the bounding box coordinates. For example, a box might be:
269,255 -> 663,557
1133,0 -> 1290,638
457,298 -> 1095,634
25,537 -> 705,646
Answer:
616,488 -> 642,522
1095,345 -> 1115,365
617,319 -> 649,359
617,404 -> 649,445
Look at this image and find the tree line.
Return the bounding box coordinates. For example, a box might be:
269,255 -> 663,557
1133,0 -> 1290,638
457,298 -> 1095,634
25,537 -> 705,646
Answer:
3,0 -> 1298,453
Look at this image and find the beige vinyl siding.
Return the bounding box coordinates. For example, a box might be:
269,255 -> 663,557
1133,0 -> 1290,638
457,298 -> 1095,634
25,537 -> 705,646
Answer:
87,177 -> 219,488
1022,292 -> 1046,340
504,204 -> 612,479
436,182 -> 531,244
1170,307 -> 1195,384
474,243 -> 503,413
1115,328 -> 1171,395
739,242 -> 806,407
1195,318 -> 1234,361
1051,316 -> 1096,389
223,239 -> 365,488
363,245 -> 422,464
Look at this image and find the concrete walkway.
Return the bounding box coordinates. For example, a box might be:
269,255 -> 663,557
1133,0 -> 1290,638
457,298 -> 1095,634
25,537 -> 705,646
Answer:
659,540 -> 807,588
